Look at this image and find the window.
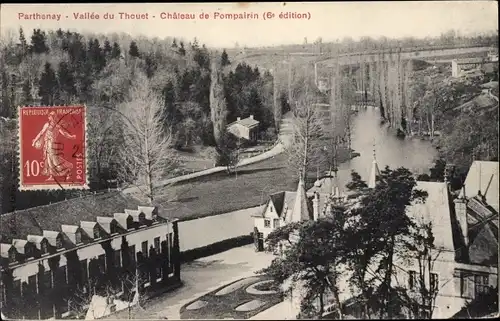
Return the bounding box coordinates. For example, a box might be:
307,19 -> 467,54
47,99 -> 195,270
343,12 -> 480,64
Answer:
128,245 -> 136,263
430,273 -> 439,293
0,281 -> 5,307
56,235 -> 63,249
264,219 -> 271,228
114,250 -> 122,267
12,279 -> 21,297
80,259 -> 88,286
75,230 -> 82,244
474,274 -> 489,297
141,241 -> 148,257
98,254 -> 106,272
270,206 -> 273,212
408,271 -> 417,289
154,237 -> 160,254
9,249 -> 16,262
60,265 -> 68,285
41,240 -> 49,254
94,226 -> 101,239
28,275 -> 37,293
43,271 -> 52,290
138,213 -> 146,225
273,219 -> 279,228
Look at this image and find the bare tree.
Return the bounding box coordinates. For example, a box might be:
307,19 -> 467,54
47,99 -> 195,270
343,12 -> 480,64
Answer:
401,222 -> 446,319
273,67 -> 281,133
284,69 -> 324,183
118,71 -> 177,204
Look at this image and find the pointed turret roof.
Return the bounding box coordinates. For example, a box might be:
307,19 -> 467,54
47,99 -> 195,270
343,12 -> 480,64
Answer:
368,146 -> 380,189
288,176 -> 312,223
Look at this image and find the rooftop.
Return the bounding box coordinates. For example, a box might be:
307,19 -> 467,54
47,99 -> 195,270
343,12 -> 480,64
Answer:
228,115 -> 260,128
459,161 -> 499,213
0,191 -> 144,243
406,181 -> 455,251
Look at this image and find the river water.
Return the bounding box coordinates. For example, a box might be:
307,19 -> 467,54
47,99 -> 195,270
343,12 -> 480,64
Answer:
334,106 -> 438,188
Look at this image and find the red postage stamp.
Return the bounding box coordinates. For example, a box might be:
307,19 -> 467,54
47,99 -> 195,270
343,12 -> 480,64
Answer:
18,106 -> 89,190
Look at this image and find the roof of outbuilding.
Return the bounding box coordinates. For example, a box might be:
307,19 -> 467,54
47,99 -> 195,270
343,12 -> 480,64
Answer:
0,191 -> 143,243
228,116 -> 260,128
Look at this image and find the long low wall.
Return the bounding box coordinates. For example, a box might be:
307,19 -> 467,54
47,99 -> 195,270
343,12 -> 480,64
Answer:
178,205 -> 264,252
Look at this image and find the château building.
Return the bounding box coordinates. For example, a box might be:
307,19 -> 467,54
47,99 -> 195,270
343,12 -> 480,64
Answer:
0,192 -> 181,319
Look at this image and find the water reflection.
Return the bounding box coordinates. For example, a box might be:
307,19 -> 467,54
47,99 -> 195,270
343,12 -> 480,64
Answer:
336,106 -> 438,188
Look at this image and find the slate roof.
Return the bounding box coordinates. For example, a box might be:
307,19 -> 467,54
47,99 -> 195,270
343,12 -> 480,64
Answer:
406,181 -> 455,251
261,190 -> 328,220
227,116 -> 260,128
0,191 -> 143,243
288,178 -> 311,223
459,161 -> 499,213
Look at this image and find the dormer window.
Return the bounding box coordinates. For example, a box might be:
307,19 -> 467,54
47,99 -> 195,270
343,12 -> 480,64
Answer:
126,216 -> 133,230
138,213 -> 146,226
56,235 -> 63,249
41,240 -> 49,254
110,221 -> 118,235
75,230 -> 82,244
93,226 -> 101,239
9,250 -> 16,263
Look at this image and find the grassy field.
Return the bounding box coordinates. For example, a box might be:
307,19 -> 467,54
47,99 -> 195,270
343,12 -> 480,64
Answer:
156,146 -> 352,221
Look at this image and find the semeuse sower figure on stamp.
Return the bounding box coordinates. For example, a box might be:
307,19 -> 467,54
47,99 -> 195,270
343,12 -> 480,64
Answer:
31,111 -> 76,181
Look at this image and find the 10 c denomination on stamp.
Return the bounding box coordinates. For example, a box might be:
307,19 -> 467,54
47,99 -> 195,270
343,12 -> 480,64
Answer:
18,106 -> 89,190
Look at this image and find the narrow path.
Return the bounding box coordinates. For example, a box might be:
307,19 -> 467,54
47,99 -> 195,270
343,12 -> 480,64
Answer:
123,113 -> 294,195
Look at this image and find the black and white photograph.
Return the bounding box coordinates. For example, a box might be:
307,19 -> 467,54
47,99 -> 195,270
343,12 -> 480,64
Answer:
0,1 -> 498,319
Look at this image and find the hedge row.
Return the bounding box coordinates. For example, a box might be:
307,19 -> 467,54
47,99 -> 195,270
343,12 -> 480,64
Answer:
180,233 -> 254,262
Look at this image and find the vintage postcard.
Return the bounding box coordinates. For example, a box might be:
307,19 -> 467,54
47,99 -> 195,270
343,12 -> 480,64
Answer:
0,2 -> 498,320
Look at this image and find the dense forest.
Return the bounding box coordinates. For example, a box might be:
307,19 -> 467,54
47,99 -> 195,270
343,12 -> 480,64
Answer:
0,28 -> 282,212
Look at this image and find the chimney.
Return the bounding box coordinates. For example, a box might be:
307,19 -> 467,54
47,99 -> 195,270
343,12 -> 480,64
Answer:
249,115 -> 254,120
454,195 -> 469,247
313,192 -> 320,221
237,117 -> 241,121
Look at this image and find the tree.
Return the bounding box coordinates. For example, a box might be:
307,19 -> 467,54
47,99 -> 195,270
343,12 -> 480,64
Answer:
57,61 -> 76,103
21,79 -> 33,106
215,131 -> 241,173
129,41 -> 140,58
221,49 -> 230,67
400,222 -> 444,319
38,62 -> 58,105
209,58 -> 228,147
273,72 -> 281,132
18,27 -> 29,58
30,29 -> 49,54
118,72 -> 177,204
178,41 -> 186,56
258,207 -> 348,319
88,39 -> 106,73
345,170 -> 368,191
171,38 -> 178,48
284,72 -> 324,183
344,166 -> 428,319
111,42 -> 121,59
103,39 -> 112,57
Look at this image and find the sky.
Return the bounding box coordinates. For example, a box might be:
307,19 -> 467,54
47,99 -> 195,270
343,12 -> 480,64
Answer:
1,2 -> 498,48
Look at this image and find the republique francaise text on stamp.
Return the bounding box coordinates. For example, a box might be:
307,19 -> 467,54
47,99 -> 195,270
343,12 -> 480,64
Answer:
18,106 -> 89,190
